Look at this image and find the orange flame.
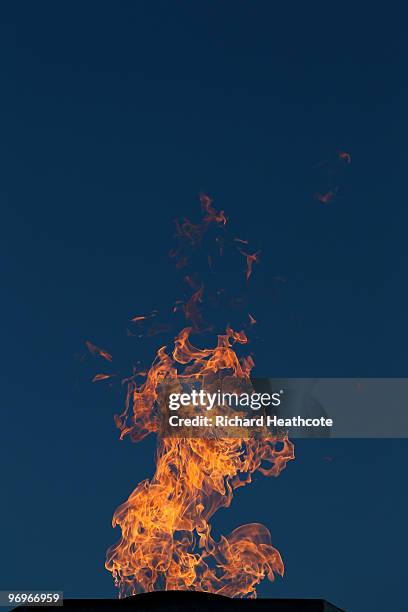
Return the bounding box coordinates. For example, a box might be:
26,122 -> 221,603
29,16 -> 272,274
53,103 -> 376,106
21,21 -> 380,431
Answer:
338,150 -> 351,163
315,189 -> 337,204
200,193 -> 227,226
183,286 -> 205,331
239,250 -> 260,281
175,194 -> 226,248
106,327 -> 294,597
85,340 -> 113,362
92,373 -> 115,382
104,197 -> 294,599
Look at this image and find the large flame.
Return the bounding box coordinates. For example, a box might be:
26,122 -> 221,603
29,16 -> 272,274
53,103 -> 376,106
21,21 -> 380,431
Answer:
104,197 -> 295,598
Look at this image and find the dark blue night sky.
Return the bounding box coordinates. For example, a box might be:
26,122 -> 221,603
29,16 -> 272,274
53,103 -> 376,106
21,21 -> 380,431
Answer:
1,3 -> 408,611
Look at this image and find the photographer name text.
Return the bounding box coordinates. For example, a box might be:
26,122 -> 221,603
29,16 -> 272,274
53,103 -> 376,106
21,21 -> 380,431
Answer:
167,415 -> 333,428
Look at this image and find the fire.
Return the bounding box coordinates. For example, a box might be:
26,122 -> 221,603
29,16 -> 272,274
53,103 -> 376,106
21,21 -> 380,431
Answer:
92,373 -> 115,382
183,286 -> 205,331
315,189 -> 337,204
338,150 -> 351,163
104,197 -> 295,598
85,340 -> 113,362
237,249 -> 260,282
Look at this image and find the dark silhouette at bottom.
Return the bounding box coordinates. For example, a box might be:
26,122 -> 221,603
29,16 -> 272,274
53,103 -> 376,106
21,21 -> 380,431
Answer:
16,591 -> 344,611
